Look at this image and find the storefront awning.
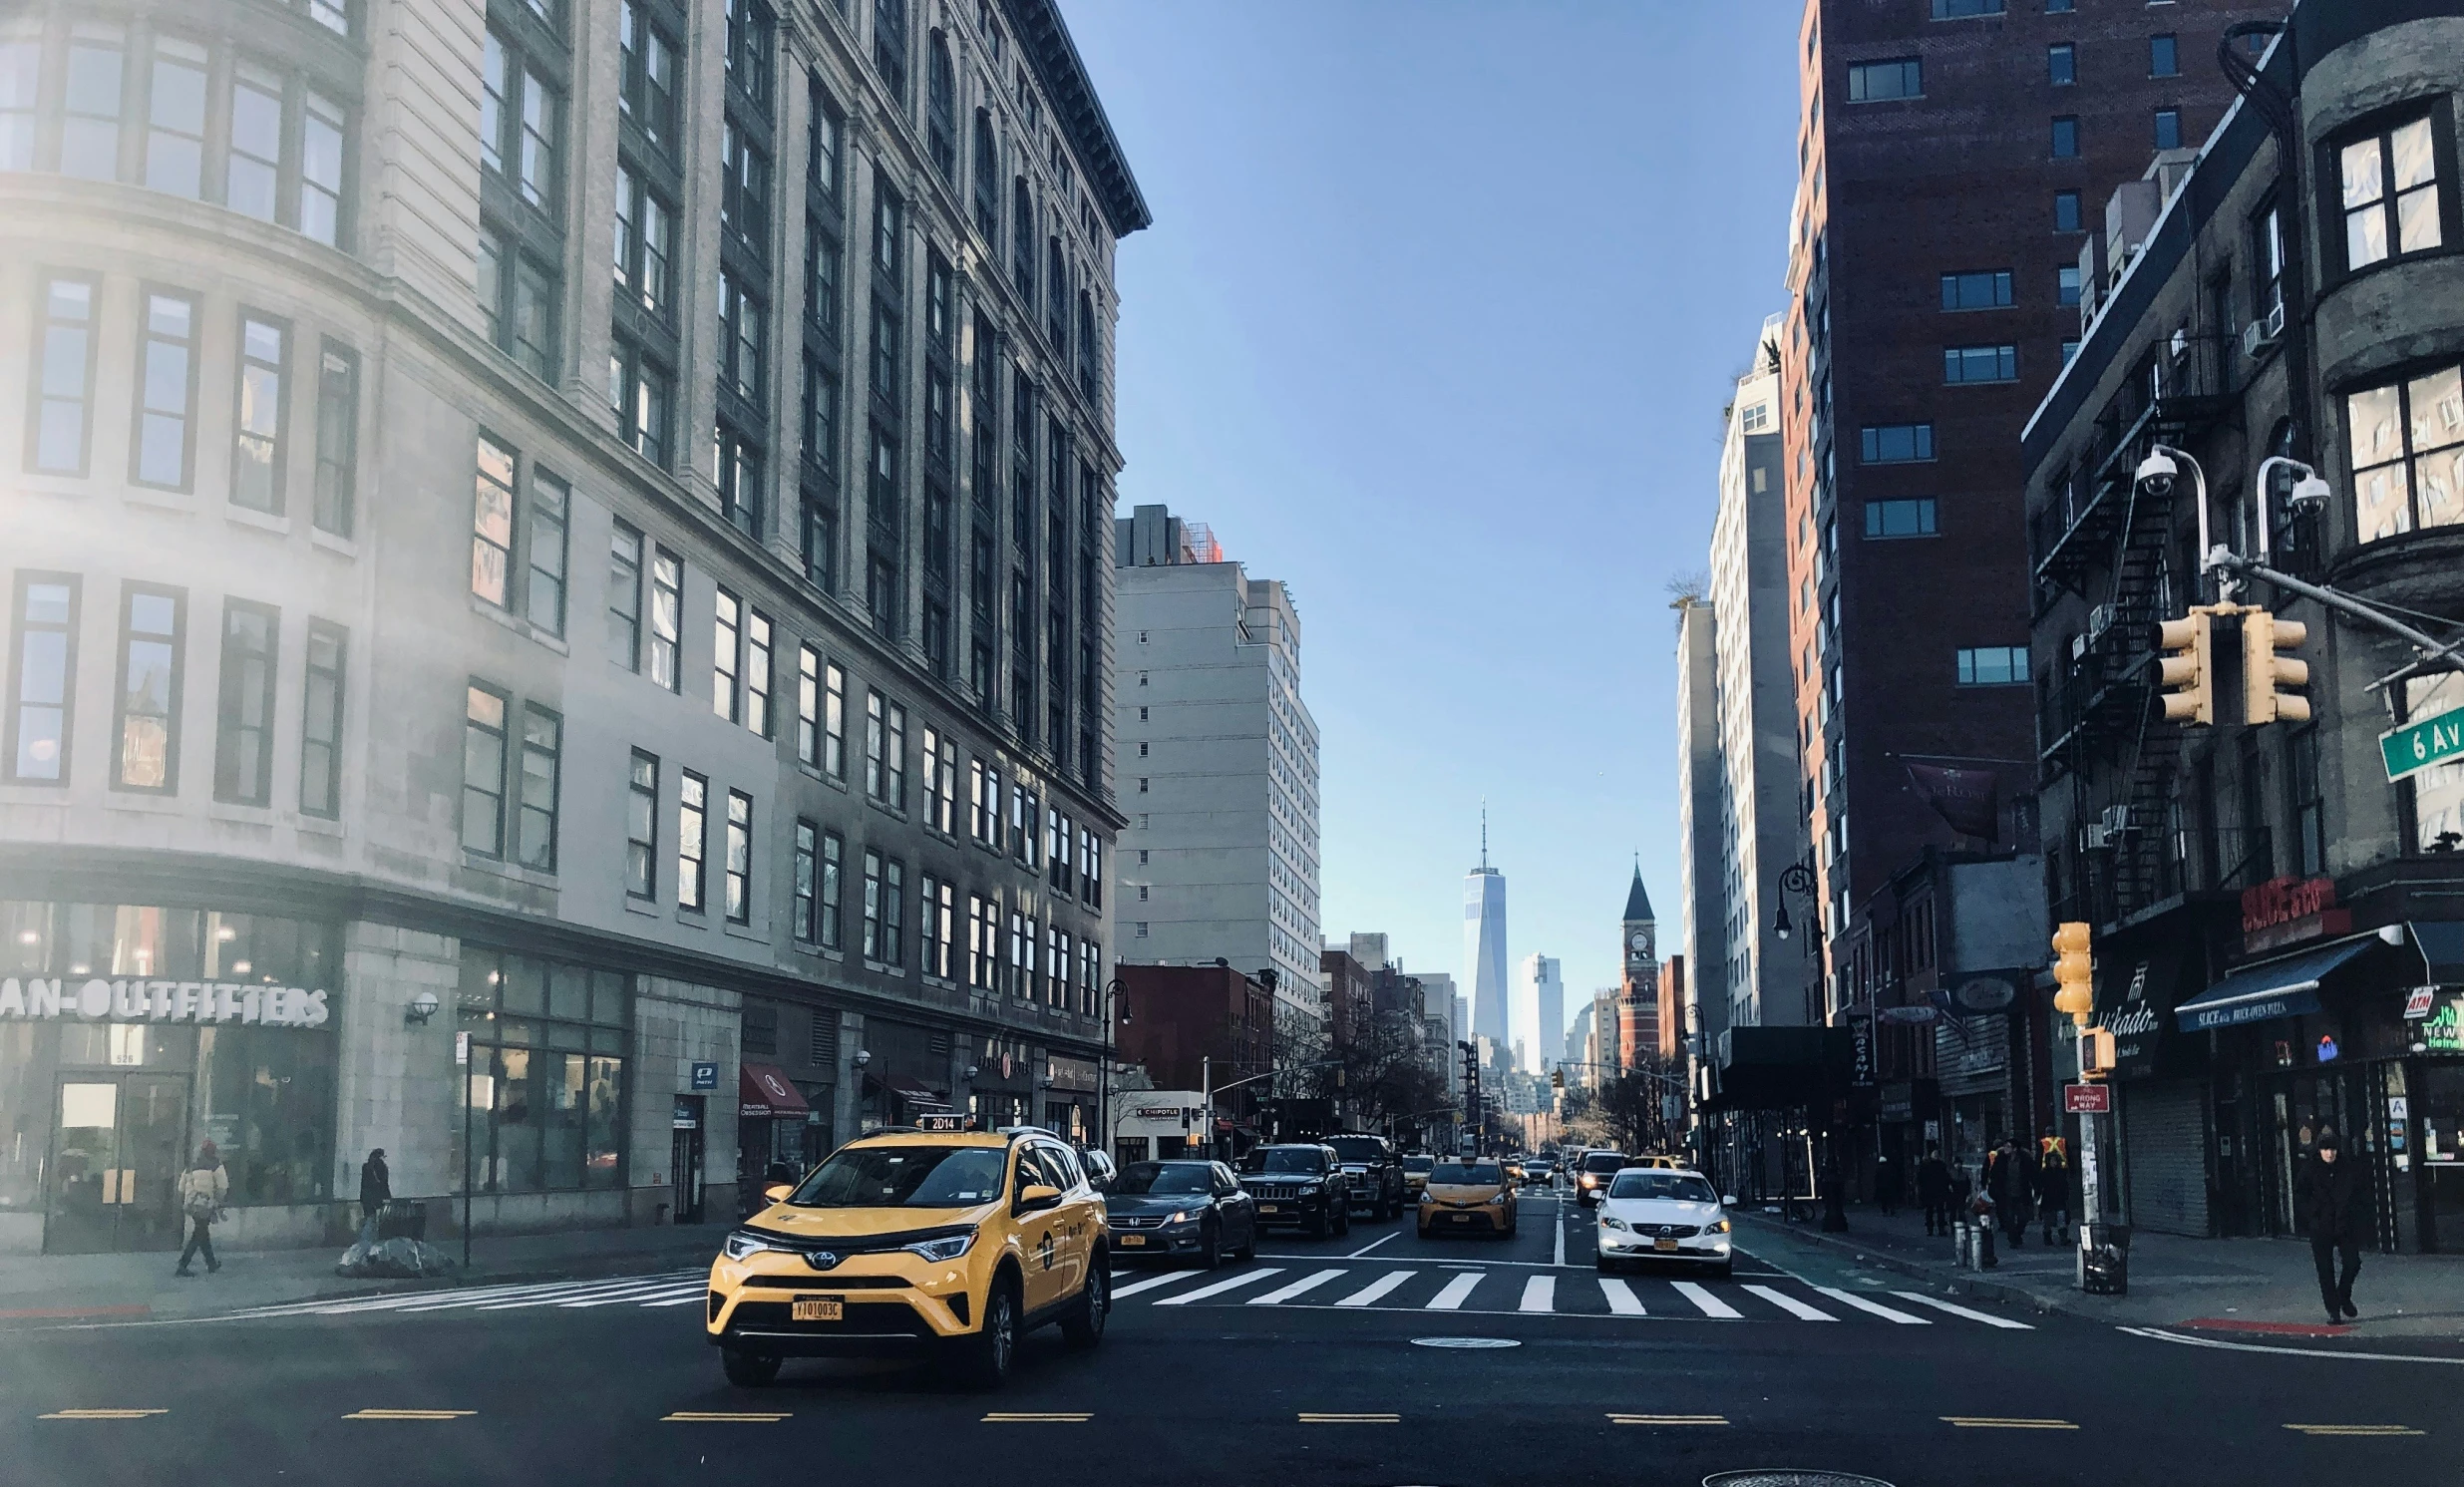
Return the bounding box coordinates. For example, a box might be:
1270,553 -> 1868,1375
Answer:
2409,921 -> 2464,984
2174,938 -> 2377,1032
739,1063 -> 811,1119
886,1075 -> 950,1111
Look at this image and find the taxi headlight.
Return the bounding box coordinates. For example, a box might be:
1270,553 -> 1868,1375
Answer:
1417,1190 -> 1432,1205
1599,1214 -> 1629,1232
901,1230 -> 977,1264
721,1229 -> 775,1262
1488,1192 -> 1510,1206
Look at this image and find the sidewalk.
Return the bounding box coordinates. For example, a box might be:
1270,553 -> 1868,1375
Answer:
1739,1202 -> 2464,1344
0,1222 -> 730,1325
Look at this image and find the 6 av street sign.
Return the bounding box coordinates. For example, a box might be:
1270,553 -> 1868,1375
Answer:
2382,703 -> 2464,783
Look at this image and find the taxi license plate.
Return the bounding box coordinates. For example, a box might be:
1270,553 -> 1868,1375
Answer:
1118,1234 -> 1147,1247
1654,1238 -> 1679,1253
1452,1213 -> 1473,1224
792,1297 -> 844,1321
1257,1204 -> 1279,1214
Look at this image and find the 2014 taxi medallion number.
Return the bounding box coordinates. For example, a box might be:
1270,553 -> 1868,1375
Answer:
792,1297 -> 844,1322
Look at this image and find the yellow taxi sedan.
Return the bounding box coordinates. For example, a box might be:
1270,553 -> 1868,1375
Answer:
1416,1158 -> 1517,1239
705,1117 -> 1108,1389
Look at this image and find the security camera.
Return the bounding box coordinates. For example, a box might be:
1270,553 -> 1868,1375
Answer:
966,1064 -> 981,1080
2288,472 -> 2331,513
2134,449 -> 2179,493
853,1048 -> 873,1068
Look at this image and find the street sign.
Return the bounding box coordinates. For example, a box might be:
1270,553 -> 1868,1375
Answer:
2380,703 -> 2464,783
691,1060 -> 719,1090
2405,986 -> 2439,1019
455,1031 -> 470,1067
2063,1082 -> 2112,1114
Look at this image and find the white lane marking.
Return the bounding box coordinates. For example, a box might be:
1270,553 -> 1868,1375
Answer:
557,1282 -> 710,1309
1345,1231 -> 1399,1260
1248,1269 -> 1351,1305
1110,1270 -> 1208,1300
1743,1284 -> 1837,1321
1671,1282 -> 1742,1319
1519,1276 -> 1556,1313
1154,1268 -> 1284,1305
1333,1271 -> 1417,1307
1810,1287 -> 1932,1324
1424,1273 -> 1483,1310
1599,1279 -> 1645,1315
1554,1206 -> 1568,1268
2118,1326 -> 2464,1365
1888,1291 -> 2035,1329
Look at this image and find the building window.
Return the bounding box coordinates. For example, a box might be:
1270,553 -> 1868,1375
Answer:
613,167 -> 674,316
795,644 -> 820,769
482,31 -> 560,209
917,873 -> 949,977
607,523 -> 644,672
518,704 -> 562,872
2058,264 -> 2083,306
724,0 -> 773,111
472,436 -> 517,607
477,227 -> 560,381
608,343 -> 670,466
1083,831 -> 1101,909
1954,646 -> 2028,686
58,26 -> 123,181
862,849 -> 889,962
31,277 -> 97,476
2051,116 -> 2079,159
2055,189 -> 2082,233
312,342 -> 359,535
2348,364 -> 2464,542
618,0 -> 679,155
212,600 -> 278,806
820,829 -> 844,947
677,769 -> 708,911
803,491 -> 840,595
650,548 -> 682,690
299,619 -> 344,817
2047,43 -> 2074,88
1930,0 -> 2001,15
1846,59 -> 1921,103
525,471 -> 568,636
1943,344 -> 2018,384
227,63 -> 283,219
713,423 -> 763,539
8,575 -> 77,783
112,585 -> 183,793
874,0 -> 909,100
2288,727 -> 2325,877
792,819 -> 820,942
626,748 -> 658,899
1859,423 -> 1935,463
712,588 -> 742,724
2153,108 -> 2182,152
1939,269 -> 2012,311
300,92 -> 346,244
142,37 -> 207,195
724,789 -> 752,924
926,30 -> 955,180
966,894 -> 994,991
746,609 -> 773,738
718,271 -> 766,402
810,77 -> 843,205
2337,114 -> 2446,275
802,353 -> 839,471
454,945 -> 632,1194
121,291 -> 199,493
231,314 -> 287,515
462,683 -> 510,857
1012,179 -> 1036,299
1864,498 -> 1938,539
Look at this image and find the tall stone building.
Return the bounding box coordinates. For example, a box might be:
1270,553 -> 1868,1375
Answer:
1615,867 -> 1659,1069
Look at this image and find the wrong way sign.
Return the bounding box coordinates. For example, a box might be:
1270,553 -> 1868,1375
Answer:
2064,1082 -> 2112,1114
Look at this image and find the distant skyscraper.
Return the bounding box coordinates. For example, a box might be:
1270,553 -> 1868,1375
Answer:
1465,812 -> 1509,1049
1515,953 -> 1561,1071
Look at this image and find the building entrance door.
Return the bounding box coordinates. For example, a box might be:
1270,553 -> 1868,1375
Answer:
45,1075 -> 190,1254
670,1095 -> 705,1224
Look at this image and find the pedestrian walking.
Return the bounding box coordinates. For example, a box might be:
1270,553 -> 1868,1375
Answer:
1983,1140 -> 2027,1246
2297,1133 -> 2369,1323
357,1148 -> 391,1249
1917,1145 -> 1953,1236
175,1143 -> 227,1277
1875,1153 -> 1903,1217
2035,1139 -> 2071,1246
2001,1139 -> 2037,1247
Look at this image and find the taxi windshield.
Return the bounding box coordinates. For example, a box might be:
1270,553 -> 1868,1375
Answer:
1401,1156 -> 1435,1173
789,1145 -> 1010,1208
1112,1161 -> 1216,1196
1607,1172 -> 1717,1203
1431,1163 -> 1503,1186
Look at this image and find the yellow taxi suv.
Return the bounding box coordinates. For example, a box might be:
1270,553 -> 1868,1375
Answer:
1416,1157 -> 1517,1240
705,1117 -> 1108,1389
1401,1153 -> 1435,1198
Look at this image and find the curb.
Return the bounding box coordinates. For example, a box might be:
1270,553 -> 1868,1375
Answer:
1737,1214 -> 2071,1317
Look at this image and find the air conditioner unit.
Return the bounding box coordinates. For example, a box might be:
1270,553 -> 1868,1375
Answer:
2082,824 -> 2118,851
2101,804 -> 2132,836
2242,301 -> 2286,357
2087,603 -> 2117,646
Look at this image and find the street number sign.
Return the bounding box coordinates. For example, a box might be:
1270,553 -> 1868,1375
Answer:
2063,1082 -> 2112,1114
2381,703 -> 2464,783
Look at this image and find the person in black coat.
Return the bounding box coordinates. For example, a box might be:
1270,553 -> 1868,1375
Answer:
1916,1146 -> 1953,1236
2297,1134 -> 2370,1322
357,1148 -> 391,1249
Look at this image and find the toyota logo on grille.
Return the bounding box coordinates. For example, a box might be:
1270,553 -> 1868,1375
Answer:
804,1250 -> 841,1271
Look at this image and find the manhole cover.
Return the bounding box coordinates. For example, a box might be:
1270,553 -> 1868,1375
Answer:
1705,1474 -> 1896,1487
1409,1335 -> 1521,1349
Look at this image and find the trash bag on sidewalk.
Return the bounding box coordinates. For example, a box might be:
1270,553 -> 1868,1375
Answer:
334,1237 -> 458,1279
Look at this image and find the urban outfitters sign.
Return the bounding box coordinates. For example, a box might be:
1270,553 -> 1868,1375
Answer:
0,976 -> 331,1027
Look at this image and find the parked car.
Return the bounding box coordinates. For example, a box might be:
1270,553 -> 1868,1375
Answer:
1325,1133 -> 1407,1220
1416,1157 -> 1517,1239
1574,1149 -> 1628,1206
1105,1159 -> 1255,1268
1593,1167 -> 1735,1277
1237,1144 -> 1353,1237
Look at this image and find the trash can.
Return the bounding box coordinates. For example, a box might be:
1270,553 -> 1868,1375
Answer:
2078,1222 -> 2130,1295
375,1199 -> 426,1242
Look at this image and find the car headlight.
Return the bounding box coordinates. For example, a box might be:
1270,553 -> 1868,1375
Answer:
1295,1182 -> 1320,1194
1489,1192 -> 1509,1206
1580,1174 -> 1597,1187
1417,1190 -> 1432,1204
721,1230 -> 777,1262
1707,1218 -> 1730,1234
1164,1210 -> 1196,1227
1599,1214 -> 1629,1231
901,1230 -> 977,1264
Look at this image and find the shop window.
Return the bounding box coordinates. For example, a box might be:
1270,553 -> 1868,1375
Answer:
454,946 -> 630,1192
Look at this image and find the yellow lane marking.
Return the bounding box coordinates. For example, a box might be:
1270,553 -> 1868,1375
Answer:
1299,1413 -> 1400,1423
1942,1417 -> 2079,1430
39,1409 -> 168,1420
664,1411 -> 792,1422
982,1412 -> 1092,1422
2285,1423 -> 2425,1436
343,1409 -> 476,1421
1608,1414 -> 1729,1425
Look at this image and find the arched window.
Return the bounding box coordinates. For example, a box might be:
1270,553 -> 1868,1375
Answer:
971,111 -> 999,242
926,32 -> 955,181
1076,291 -> 1098,401
1045,237 -> 1067,346
1011,179 -> 1035,301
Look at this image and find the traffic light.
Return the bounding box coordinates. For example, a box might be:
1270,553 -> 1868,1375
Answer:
2080,1026 -> 2116,1076
2244,608 -> 2310,725
1550,1068 -> 1566,1092
2051,921 -> 2094,1024
2156,608 -> 2215,725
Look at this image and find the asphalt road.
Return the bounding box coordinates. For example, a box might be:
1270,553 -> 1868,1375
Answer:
3,1188 -> 2453,1487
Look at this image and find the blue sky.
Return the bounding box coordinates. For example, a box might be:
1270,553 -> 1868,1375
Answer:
1066,0 -> 1805,1021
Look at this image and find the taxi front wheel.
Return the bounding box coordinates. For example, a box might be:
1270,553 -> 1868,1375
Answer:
949,1277 -> 1020,1389
1061,1262 -> 1109,1348
721,1347 -> 781,1387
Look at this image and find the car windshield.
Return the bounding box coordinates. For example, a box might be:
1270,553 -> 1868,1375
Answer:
1431,1163 -> 1503,1186
1402,1157 -> 1434,1173
1584,1152 -> 1627,1172
1607,1172 -> 1718,1203
788,1146 -> 1011,1208
1112,1161 -> 1216,1196
1243,1149 -> 1325,1174
1325,1138 -> 1384,1162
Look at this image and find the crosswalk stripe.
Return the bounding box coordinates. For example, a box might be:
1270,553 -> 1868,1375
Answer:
1248,1269 -> 1350,1305
1743,1284 -> 1837,1321
1424,1273 -> 1482,1310
1670,1282 -> 1741,1319
1154,1268 -> 1283,1305
1333,1271 -> 1416,1307
399,1276 -> 697,1314
474,1280 -> 682,1311
1810,1287 -> 1932,1324
1599,1279 -> 1645,1315
1519,1277 -> 1556,1313
643,1291 -> 713,1307
558,1282 -> 710,1309
1108,1271 -> 1202,1300
1889,1291 -> 2034,1329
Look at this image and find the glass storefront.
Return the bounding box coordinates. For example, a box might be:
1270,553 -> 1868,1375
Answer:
1,901 -> 341,1253
450,944 -> 629,1194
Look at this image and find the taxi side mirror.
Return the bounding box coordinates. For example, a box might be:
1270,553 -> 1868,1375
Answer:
763,1183 -> 793,1203
1018,1183 -> 1063,1212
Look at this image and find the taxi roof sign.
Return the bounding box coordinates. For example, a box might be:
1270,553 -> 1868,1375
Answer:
915,1113 -> 970,1132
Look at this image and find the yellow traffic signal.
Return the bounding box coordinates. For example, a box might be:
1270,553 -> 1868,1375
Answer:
2156,609 -> 2215,725
1550,1068 -> 1565,1091
2244,608 -> 2310,725
2051,921 -> 2094,1024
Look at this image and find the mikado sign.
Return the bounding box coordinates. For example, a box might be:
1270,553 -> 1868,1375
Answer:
0,976 -> 331,1027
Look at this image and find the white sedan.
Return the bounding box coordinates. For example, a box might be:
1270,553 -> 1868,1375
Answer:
1593,1168 -> 1735,1276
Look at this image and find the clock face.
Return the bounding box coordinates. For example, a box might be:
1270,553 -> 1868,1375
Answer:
1629,931 -> 1649,951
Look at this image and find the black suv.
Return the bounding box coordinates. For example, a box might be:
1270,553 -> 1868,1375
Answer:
1237,1144 -> 1353,1237
1324,1134 -> 1406,1220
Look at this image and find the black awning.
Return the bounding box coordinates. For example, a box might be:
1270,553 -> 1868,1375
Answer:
2410,921 -> 2464,984
2175,937 -> 2378,1032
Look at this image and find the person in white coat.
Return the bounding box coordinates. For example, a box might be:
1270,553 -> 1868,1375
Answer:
175,1143 -> 228,1277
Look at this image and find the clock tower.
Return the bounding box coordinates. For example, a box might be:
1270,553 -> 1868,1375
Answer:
1617,866 -> 1659,1069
